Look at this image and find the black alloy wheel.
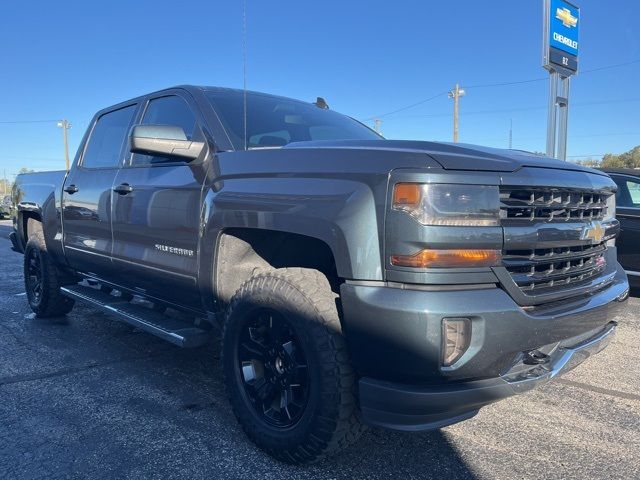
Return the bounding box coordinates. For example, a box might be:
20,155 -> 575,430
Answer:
23,222 -> 75,317
222,268 -> 365,464
237,309 -> 310,428
26,247 -> 43,305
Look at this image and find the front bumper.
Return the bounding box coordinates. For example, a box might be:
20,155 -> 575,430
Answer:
359,322 -> 616,431
340,262 -> 629,431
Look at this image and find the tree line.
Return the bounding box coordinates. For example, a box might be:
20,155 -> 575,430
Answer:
1,167 -> 34,196
577,145 -> 640,169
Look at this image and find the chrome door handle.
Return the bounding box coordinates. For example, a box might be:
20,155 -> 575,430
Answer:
113,184 -> 134,195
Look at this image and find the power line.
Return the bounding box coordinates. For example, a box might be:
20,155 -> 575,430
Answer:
466,77 -> 546,89
0,155 -> 62,162
361,92 -> 448,121
581,58 -> 640,74
382,96 -> 640,120
362,58 -> 640,121
465,59 -> 640,90
0,119 -> 59,125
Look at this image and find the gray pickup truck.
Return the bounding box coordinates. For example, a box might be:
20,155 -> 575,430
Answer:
10,86 -> 629,464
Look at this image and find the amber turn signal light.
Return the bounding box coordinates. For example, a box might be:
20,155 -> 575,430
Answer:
393,183 -> 421,208
390,249 -> 501,268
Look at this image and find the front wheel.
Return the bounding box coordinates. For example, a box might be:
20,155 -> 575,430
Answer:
221,268 -> 364,464
23,226 -> 75,317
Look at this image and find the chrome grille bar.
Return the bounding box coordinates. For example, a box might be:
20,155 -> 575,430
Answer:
500,188 -> 609,223
500,186 -> 612,299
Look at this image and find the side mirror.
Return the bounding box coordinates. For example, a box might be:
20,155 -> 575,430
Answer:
129,124 -> 205,161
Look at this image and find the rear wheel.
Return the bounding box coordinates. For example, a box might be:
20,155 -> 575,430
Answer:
23,222 -> 75,317
222,268 -> 364,464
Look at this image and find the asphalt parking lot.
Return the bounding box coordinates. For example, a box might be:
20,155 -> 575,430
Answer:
0,219 -> 638,479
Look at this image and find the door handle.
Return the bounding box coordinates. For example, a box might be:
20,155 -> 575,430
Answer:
113,183 -> 134,195
64,184 -> 79,194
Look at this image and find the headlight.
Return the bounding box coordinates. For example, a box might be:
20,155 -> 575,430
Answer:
392,183 -> 500,226
604,192 -> 616,222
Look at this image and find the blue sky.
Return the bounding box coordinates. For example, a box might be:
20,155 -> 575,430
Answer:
0,0 -> 638,179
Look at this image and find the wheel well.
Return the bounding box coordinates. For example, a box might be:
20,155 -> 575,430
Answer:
21,212 -> 42,244
215,228 -> 340,306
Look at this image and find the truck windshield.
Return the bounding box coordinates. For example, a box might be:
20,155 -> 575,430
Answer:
205,90 -> 381,150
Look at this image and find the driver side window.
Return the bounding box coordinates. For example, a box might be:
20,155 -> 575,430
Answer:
131,95 -> 203,166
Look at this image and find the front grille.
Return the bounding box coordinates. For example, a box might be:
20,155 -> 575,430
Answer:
503,242 -> 607,294
500,186 -> 612,299
500,187 -> 608,223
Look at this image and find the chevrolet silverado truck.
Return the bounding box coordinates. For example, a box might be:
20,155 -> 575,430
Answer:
10,86 -> 629,464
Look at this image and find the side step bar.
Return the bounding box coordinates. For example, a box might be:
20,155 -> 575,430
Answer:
61,284 -> 211,348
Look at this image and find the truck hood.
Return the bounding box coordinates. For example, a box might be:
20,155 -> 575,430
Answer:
284,139 -> 606,175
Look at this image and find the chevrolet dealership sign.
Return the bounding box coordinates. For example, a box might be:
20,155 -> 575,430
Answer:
543,0 -> 580,74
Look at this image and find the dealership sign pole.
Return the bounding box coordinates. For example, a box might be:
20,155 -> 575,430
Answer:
543,0 -> 579,160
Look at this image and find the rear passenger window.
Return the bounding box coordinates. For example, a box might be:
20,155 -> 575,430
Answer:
82,105 -> 136,169
132,95 -> 202,166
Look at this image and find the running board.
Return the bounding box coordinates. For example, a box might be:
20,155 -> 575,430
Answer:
60,284 -> 211,348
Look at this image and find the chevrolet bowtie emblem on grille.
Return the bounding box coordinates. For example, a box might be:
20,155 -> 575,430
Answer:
581,222 -> 605,244
556,7 -> 578,28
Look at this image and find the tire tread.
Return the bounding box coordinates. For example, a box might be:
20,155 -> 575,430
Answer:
24,226 -> 74,317
222,267 -> 365,464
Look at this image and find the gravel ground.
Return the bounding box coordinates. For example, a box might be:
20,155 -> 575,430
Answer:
0,219 -> 638,479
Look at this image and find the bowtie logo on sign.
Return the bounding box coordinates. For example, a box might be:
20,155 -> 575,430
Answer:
556,7 -> 577,28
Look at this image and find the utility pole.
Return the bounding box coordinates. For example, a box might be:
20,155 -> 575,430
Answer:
3,169 -> 6,195
57,119 -> 72,171
448,83 -> 465,143
373,118 -> 382,135
509,119 -> 513,149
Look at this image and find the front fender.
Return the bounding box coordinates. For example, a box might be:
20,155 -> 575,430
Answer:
198,176 -> 387,311
214,177 -> 383,278
15,180 -> 65,264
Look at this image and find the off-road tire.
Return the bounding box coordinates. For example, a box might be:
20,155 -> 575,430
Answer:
221,268 -> 365,464
23,222 -> 75,317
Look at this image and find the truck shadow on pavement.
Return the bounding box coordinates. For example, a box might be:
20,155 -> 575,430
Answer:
1,320 -> 479,479
86,335 -> 480,479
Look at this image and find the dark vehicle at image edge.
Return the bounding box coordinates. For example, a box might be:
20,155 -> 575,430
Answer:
9,86 -> 629,464
599,168 -> 640,289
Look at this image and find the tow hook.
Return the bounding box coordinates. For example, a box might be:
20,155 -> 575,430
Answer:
523,349 -> 550,365
616,288 -> 630,302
